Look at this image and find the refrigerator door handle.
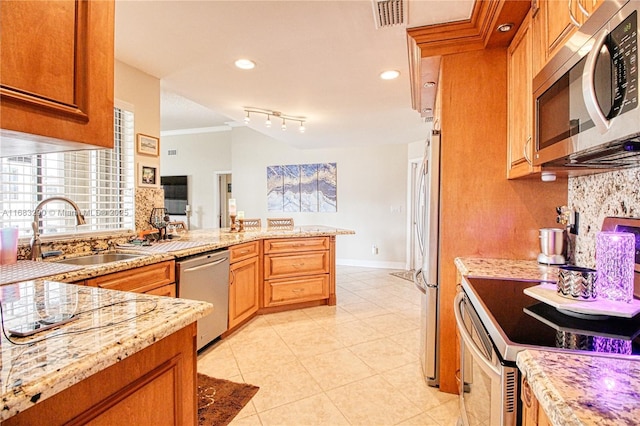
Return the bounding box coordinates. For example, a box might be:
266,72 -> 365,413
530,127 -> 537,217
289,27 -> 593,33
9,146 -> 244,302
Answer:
413,268 -> 427,294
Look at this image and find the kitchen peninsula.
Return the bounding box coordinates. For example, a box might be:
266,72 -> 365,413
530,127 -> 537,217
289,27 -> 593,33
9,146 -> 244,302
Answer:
0,280 -> 212,424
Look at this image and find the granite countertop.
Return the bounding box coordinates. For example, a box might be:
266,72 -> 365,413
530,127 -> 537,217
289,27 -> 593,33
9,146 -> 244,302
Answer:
454,257 -> 559,283
517,350 -> 640,425
0,280 -> 212,421
2,225 -> 355,286
455,257 -> 640,426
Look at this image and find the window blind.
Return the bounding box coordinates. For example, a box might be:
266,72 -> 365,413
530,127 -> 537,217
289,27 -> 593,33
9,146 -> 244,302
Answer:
0,106 -> 135,237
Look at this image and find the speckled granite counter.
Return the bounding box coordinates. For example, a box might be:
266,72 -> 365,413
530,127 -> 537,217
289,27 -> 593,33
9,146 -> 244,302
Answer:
517,350 -> 640,426
455,257 -> 559,283
0,279 -> 212,421
4,225 -> 354,286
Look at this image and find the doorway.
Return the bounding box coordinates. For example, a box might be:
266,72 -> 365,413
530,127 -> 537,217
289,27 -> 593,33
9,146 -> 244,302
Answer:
218,173 -> 232,228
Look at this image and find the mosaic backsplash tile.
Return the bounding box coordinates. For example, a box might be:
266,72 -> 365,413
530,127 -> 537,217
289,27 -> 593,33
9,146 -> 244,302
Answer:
568,167 -> 640,267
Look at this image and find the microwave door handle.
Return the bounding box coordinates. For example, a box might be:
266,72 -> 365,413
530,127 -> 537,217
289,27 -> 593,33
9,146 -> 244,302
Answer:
453,293 -> 501,377
582,29 -> 611,133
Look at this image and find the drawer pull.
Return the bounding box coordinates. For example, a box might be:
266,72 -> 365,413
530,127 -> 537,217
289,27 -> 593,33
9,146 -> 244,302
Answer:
291,288 -> 304,293
292,263 -> 305,268
240,249 -> 249,254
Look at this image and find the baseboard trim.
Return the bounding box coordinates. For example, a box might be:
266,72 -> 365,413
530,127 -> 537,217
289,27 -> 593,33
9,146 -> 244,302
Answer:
336,258 -> 406,269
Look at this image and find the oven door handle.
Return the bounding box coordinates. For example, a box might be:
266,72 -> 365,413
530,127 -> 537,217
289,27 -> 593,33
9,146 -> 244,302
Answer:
454,292 -> 501,377
582,28 -> 611,134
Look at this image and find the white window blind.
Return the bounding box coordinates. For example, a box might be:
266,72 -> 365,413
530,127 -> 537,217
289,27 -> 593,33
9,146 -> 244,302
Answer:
0,106 -> 135,237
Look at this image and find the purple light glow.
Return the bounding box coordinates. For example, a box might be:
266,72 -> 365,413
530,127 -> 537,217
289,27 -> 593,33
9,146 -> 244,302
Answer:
596,232 -> 635,303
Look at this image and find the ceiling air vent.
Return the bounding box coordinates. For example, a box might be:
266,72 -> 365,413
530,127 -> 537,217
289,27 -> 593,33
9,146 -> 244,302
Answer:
167,149 -> 177,156
372,0 -> 406,29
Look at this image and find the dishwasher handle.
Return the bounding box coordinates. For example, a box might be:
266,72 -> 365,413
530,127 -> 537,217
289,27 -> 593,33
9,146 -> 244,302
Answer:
182,256 -> 228,273
454,292 -> 501,377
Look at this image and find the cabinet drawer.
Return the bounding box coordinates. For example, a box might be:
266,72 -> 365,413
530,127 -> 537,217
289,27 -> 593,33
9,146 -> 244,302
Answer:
264,251 -> 329,279
86,260 -> 175,294
264,237 -> 329,254
264,275 -> 329,307
229,241 -> 260,263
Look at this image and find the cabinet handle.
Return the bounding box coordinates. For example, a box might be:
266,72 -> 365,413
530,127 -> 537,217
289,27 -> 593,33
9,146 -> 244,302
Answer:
230,270 -> 235,285
568,0 -> 581,27
523,136 -> 533,166
577,0 -> 589,18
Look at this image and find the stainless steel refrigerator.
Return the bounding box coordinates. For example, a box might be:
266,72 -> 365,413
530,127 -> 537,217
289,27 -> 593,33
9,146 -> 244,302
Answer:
413,129 -> 441,388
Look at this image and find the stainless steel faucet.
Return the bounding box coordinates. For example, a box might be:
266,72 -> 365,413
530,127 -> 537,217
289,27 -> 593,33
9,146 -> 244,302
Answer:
30,196 -> 86,261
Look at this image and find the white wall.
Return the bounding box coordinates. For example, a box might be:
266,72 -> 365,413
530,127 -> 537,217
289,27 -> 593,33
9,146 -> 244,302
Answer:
230,127 -> 408,268
160,131 -> 233,229
114,60 -> 160,171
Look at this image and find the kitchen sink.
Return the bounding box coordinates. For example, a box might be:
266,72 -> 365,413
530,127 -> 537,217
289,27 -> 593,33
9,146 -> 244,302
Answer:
55,253 -> 143,266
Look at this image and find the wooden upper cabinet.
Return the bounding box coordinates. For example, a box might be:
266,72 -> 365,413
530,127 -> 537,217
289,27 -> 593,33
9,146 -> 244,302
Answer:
508,11 -> 539,179
0,0 -> 115,156
531,2 -> 547,77
545,0 -> 581,58
544,0 -> 605,60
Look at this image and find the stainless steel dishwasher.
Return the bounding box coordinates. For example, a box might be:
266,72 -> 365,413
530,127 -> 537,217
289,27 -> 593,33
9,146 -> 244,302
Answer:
176,249 -> 229,351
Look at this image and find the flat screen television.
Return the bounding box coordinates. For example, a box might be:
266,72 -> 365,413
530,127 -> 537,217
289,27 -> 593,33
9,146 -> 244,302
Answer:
161,175 -> 188,215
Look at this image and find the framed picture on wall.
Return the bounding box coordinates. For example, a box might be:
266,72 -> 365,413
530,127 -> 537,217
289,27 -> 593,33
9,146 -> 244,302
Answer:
136,133 -> 160,156
138,163 -> 159,187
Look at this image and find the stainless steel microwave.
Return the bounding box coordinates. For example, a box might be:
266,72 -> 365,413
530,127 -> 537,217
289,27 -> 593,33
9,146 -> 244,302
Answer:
533,1 -> 640,169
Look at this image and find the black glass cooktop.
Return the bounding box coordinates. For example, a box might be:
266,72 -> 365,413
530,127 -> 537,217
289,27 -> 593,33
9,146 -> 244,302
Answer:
465,277 -> 640,357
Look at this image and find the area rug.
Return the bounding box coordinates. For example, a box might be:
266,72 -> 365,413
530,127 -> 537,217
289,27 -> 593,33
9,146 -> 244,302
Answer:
198,373 -> 259,426
390,270 -> 415,282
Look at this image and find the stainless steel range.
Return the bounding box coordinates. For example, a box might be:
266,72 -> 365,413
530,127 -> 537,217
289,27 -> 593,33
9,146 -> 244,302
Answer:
455,216 -> 640,426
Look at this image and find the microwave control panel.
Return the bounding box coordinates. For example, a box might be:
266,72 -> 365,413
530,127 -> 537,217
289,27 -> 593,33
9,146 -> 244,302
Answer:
610,10 -> 637,117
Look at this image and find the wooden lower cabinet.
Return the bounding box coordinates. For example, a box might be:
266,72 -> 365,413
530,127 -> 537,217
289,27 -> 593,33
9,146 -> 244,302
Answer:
264,275 -> 329,307
262,237 -> 334,309
145,283 -> 177,298
521,375 -> 551,426
5,323 -> 198,425
85,260 -> 176,295
229,254 -> 260,329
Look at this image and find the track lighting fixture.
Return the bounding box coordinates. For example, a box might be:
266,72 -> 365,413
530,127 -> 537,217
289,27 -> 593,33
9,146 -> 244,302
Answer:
243,107 -> 307,133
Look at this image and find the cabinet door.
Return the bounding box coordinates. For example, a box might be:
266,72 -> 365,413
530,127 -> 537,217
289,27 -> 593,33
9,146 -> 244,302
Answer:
0,0 -> 114,153
229,256 -> 259,329
546,0 -> 581,58
229,240 -> 260,263
86,261 -> 175,294
531,2 -> 547,77
264,237 -> 329,254
145,283 -> 177,298
507,12 -> 538,179
264,275 -> 329,307
264,251 -> 330,280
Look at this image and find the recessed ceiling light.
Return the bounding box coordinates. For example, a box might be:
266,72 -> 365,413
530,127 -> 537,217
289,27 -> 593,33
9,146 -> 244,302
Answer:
423,81 -> 436,88
380,70 -> 400,80
235,59 -> 256,70
497,23 -> 514,32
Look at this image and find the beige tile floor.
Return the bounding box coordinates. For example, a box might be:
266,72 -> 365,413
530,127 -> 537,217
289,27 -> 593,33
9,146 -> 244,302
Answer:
197,266 -> 461,426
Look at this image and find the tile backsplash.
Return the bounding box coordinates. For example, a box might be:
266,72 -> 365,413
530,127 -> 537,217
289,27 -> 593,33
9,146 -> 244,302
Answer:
568,167 -> 640,267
